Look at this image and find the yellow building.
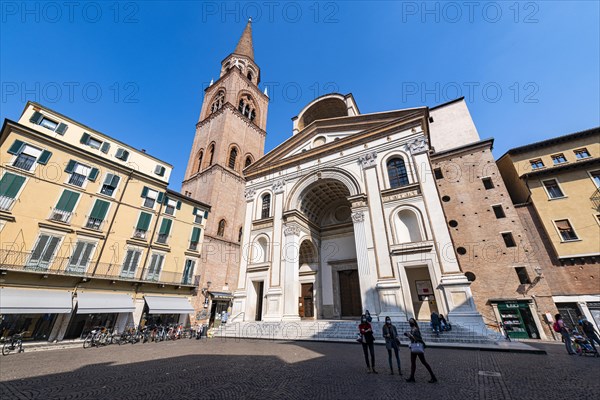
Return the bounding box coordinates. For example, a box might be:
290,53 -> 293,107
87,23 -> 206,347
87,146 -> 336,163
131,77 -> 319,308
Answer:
497,127 -> 600,329
0,102 -> 210,342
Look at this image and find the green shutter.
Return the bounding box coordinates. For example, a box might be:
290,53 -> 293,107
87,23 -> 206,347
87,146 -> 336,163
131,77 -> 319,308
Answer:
204,210 -> 209,219
56,190 -> 80,212
0,173 -> 26,198
8,140 -> 25,155
191,227 -> 201,243
157,192 -> 164,204
136,212 -> 152,231
29,111 -> 43,124
38,150 -> 52,165
89,199 -> 110,220
141,186 -> 149,198
80,133 -> 90,144
162,195 -> 169,205
65,160 -> 76,173
55,123 -> 68,135
176,201 -> 182,210
88,168 -> 99,182
100,142 -> 110,153
158,218 -> 172,235
193,207 -> 198,215
110,175 -> 120,187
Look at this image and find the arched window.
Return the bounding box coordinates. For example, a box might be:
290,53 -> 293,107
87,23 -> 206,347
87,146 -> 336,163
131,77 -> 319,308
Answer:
238,227 -> 243,243
217,219 -> 226,237
261,194 -> 271,219
210,90 -> 225,113
245,156 -> 253,168
247,71 -> 253,81
197,150 -> 204,172
208,144 -> 215,166
238,94 -> 257,123
228,147 -> 238,169
387,157 -> 409,188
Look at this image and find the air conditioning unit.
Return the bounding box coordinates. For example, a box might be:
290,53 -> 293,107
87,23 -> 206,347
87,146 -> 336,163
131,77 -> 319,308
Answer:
51,213 -> 65,222
134,231 -> 145,239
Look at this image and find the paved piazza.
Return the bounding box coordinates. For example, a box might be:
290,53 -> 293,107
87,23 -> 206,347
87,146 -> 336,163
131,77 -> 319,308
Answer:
1,339 -> 598,399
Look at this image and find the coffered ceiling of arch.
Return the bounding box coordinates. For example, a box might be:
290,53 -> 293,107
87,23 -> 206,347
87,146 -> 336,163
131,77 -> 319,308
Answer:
297,179 -> 352,225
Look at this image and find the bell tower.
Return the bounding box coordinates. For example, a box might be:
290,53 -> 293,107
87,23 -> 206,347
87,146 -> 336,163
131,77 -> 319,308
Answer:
182,19 -> 268,315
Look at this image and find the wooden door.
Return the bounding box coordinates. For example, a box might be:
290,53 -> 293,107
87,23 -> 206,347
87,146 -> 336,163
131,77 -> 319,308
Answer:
255,281 -> 264,321
339,270 -> 361,317
300,283 -> 314,318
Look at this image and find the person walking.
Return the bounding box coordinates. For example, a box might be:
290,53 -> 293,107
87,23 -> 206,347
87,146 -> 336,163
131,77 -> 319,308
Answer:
430,311 -> 441,336
579,316 -> 600,353
554,314 -> 575,355
382,316 -> 402,375
359,314 -> 377,374
404,318 -> 437,383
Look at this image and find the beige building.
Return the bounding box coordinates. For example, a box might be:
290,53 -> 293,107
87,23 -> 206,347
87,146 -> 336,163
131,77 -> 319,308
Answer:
497,127 -> 600,330
0,102 -> 210,342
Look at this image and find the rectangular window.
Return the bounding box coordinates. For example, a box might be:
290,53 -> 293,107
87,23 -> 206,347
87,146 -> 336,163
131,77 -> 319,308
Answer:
134,212 -> 152,239
502,232 -> 516,248
193,207 -> 204,224
190,227 -> 201,250
482,177 -> 494,190
543,179 -> 565,199
555,219 -> 578,241
68,163 -> 91,187
26,233 -> 61,270
100,174 -> 120,196
182,259 -> 195,285
141,187 -> 160,209
0,172 -> 26,211
515,267 -> 531,285
591,171 -> 600,188
121,249 -> 142,279
164,198 -> 177,216
433,168 -> 444,180
156,218 -> 172,244
552,153 -> 567,165
115,148 -> 130,161
66,241 -> 96,274
80,132 -> 103,150
52,190 -> 80,223
30,111 -> 68,134
39,118 -> 58,131
574,148 -> 591,159
145,253 -> 165,281
530,159 -> 544,170
10,142 -> 43,172
492,205 -> 506,219
86,199 -> 110,230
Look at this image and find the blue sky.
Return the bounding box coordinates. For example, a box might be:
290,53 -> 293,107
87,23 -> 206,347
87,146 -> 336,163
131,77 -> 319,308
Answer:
2,1 -> 599,189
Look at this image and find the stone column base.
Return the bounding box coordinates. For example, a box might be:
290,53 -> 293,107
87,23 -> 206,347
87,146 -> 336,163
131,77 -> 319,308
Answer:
439,274 -> 487,334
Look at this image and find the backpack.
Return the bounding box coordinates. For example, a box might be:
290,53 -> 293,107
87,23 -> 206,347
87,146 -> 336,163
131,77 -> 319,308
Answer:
553,321 -> 561,333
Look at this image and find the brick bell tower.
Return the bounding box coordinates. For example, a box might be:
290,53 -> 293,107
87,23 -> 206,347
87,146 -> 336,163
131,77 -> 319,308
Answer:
181,19 -> 268,319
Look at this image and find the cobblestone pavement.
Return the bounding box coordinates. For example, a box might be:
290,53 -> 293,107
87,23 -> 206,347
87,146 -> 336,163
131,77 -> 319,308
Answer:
1,339 -> 598,399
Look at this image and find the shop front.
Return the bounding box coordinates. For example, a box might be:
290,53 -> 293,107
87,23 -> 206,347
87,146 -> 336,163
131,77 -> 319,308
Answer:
208,291 -> 232,328
63,291 -> 135,339
491,300 -> 541,339
140,295 -> 194,327
0,287 -> 73,341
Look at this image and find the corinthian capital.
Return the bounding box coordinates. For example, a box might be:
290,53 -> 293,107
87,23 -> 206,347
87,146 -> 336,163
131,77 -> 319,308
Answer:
283,224 -> 301,236
405,137 -> 429,154
358,151 -> 378,169
351,211 -> 364,223
244,188 -> 256,201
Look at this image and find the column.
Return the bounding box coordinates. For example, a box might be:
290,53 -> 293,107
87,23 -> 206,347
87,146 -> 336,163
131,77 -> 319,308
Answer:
263,180 -> 285,320
232,188 -> 256,320
281,223 -> 301,321
351,208 -> 377,315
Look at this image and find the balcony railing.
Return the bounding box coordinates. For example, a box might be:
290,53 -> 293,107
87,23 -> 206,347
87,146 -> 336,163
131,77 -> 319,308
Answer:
13,154 -> 35,171
0,195 -> 15,211
0,250 -> 196,286
49,208 -> 74,223
591,188 -> 600,212
68,173 -> 86,187
85,217 -> 104,230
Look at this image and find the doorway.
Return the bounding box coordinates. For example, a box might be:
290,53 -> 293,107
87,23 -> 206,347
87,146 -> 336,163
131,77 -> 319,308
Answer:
299,283 -> 314,318
254,281 -> 264,321
339,270 -> 361,317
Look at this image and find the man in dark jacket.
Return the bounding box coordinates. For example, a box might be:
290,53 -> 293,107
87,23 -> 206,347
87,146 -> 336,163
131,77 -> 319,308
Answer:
430,312 -> 441,336
579,316 -> 600,353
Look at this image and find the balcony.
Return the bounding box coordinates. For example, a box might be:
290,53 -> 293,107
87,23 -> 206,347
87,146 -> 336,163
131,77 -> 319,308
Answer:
85,217 -> 104,230
0,250 -> 196,287
68,173 -> 86,187
13,154 -> 35,171
49,208 -> 74,224
156,234 -> 169,244
0,195 -> 15,211
592,188 -> 600,212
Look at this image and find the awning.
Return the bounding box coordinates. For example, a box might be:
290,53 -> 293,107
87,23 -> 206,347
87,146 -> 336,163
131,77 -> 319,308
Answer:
144,296 -> 194,314
76,291 -> 135,314
0,287 -> 72,314
209,291 -> 233,300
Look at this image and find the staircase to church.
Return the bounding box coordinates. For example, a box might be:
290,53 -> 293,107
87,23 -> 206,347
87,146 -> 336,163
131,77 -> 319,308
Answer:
212,319 -> 505,345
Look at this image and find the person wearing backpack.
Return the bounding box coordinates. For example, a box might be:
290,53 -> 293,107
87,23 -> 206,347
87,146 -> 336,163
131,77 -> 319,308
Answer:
578,315 -> 600,353
554,314 -> 575,355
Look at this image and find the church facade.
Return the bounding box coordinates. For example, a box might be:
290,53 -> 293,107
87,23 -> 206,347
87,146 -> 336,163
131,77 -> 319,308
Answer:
232,94 -> 489,330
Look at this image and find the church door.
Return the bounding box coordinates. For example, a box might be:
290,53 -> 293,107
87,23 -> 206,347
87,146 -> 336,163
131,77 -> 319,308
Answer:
339,270 -> 361,317
299,283 -> 314,318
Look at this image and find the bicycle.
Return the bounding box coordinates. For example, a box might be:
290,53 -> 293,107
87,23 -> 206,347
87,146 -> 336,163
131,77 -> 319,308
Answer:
83,326 -> 111,348
1,332 -> 27,356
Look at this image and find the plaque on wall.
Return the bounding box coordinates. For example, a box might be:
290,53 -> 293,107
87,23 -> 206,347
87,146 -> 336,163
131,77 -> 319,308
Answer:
415,280 -> 433,297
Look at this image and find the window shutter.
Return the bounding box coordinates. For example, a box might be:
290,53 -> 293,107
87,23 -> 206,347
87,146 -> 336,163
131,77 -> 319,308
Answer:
80,133 -> 90,144
162,195 -> 169,205
0,173 -> 26,198
103,173 -> 115,185
29,111 -> 43,124
154,165 -> 165,176
176,200 -> 182,210
204,210 -> 209,219
116,148 -> 129,161
90,199 -> 110,220
110,174 -> 120,187
38,150 -> 52,165
100,142 -> 110,154
141,186 -> 149,198
157,192 -> 164,204
136,212 -> 152,231
8,140 -> 25,155
158,218 -> 172,235
193,207 -> 198,215
191,227 -> 201,243
65,160 -> 77,173
88,168 -> 99,182
55,123 -> 68,135
56,190 -> 80,212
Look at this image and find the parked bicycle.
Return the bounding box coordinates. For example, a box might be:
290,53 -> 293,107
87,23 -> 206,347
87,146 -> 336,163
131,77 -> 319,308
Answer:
83,326 -> 114,348
1,332 -> 27,356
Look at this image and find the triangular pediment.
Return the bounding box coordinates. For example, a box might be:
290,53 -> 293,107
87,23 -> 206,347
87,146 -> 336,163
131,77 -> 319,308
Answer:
245,107 -> 428,178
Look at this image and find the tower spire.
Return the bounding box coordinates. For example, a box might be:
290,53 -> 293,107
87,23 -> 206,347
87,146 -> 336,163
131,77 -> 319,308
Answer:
233,18 -> 254,60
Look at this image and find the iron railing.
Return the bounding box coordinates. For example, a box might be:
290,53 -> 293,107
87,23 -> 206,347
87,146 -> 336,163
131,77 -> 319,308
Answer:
591,187 -> 600,212
0,195 -> 15,211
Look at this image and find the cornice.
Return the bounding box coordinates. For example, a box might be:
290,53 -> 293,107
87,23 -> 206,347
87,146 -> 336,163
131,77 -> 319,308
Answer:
195,102 -> 266,137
